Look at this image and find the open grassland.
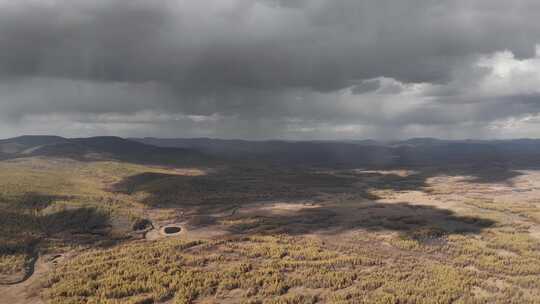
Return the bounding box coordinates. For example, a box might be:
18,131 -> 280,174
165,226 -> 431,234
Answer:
0,157 -> 203,283
42,231 -> 540,304
1,157 -> 540,303
43,235 -> 479,304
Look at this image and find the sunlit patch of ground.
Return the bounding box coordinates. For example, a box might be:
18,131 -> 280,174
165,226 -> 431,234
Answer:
353,169 -> 419,177
236,201 -> 323,215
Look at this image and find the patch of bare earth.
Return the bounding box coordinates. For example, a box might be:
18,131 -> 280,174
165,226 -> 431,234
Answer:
0,255 -> 51,304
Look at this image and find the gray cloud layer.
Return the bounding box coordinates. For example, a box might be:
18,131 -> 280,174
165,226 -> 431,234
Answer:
1,0 -> 540,139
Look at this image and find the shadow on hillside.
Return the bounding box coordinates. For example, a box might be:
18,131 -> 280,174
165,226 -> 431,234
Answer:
110,167 -> 378,211
0,200 -> 114,284
110,163 -> 527,213
462,166 -> 524,184
110,166 -> 502,240
222,201 -> 495,239
9,192 -> 74,210
0,202 -> 112,257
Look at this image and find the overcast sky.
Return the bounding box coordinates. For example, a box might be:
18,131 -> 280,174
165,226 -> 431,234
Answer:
1,0 -> 540,140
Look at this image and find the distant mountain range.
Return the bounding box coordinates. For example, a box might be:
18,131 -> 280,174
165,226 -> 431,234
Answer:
2,135 -> 540,168
132,137 -> 540,168
0,135 -> 209,166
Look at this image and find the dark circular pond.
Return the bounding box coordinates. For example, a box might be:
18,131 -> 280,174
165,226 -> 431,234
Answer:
163,226 -> 181,234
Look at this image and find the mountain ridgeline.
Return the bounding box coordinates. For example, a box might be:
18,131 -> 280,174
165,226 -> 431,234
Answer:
133,137 -> 540,168
0,136 -> 209,166
2,135 -> 540,168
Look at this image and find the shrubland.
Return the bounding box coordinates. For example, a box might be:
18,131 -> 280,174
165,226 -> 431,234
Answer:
1,157 -> 540,303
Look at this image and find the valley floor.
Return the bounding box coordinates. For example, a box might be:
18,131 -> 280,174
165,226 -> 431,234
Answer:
1,157 -> 540,303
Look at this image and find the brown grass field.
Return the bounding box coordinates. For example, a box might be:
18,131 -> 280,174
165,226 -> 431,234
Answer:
1,156 -> 540,303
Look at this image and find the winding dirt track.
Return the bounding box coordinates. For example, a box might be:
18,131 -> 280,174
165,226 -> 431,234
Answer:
0,255 -> 48,304
0,240 -> 40,286
0,251 -> 39,286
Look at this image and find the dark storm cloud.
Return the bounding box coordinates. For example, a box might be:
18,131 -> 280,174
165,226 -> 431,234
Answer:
1,0 -> 540,139
2,0 -> 539,89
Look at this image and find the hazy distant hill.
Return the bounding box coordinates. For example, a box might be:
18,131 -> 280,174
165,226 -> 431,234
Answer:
3,135 -> 540,168
131,137 -> 396,167
0,135 -> 69,155
0,136 -> 211,166
133,137 -> 540,168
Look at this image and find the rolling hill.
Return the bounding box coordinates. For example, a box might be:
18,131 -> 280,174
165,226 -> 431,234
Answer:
133,137 -> 540,168
0,136 -> 211,166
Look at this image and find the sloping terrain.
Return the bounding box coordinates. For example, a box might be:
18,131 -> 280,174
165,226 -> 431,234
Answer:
0,136 -> 211,166
1,137 -> 540,303
133,137 -> 540,168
